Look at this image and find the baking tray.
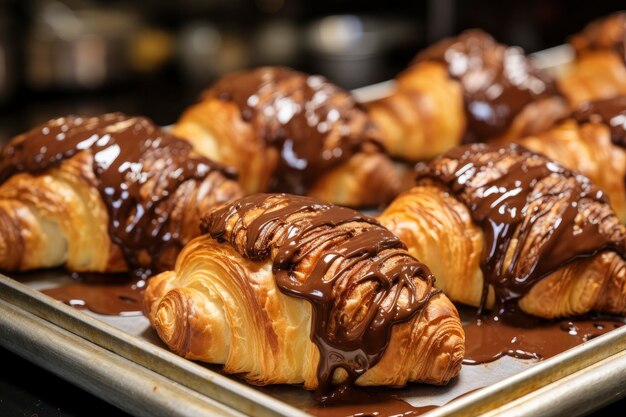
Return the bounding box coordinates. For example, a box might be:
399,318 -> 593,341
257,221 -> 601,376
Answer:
2,42 -> 625,417
1,269 -> 625,417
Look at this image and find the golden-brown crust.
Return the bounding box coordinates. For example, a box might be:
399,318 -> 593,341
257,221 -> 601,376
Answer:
367,62 -> 466,162
144,194 -> 464,389
174,67 -> 401,208
569,12 -> 626,57
557,51 -> 626,108
144,234 -> 464,388
519,119 -> 626,223
173,98 -> 275,196
0,151 -> 124,272
558,13 -> 626,107
367,32 -> 566,163
0,132 -> 243,274
379,184 -> 626,318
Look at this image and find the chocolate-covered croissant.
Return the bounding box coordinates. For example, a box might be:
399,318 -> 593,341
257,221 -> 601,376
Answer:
143,194 -> 464,394
518,96 -> 626,223
379,143 -> 626,319
367,30 -> 568,163
172,66 -> 401,209
559,12 -> 626,107
0,113 -> 242,277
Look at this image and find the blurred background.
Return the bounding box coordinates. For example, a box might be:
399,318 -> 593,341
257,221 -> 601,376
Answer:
0,0 -> 624,142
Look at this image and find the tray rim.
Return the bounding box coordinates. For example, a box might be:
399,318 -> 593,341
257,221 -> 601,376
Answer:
1,272 -> 625,417
0,296 -> 247,417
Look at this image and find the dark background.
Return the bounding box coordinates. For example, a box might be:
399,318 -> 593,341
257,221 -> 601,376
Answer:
0,0 -> 625,142
1,1 -> 626,416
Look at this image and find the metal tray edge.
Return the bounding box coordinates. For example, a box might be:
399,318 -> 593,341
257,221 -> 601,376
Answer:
3,273 -> 626,417
0,274 -> 308,417
0,297 -> 246,417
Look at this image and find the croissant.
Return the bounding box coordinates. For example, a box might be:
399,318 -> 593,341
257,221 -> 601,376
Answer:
558,12 -> 626,108
367,29 -> 568,163
0,113 -> 243,277
378,143 -> 626,319
143,194 -> 464,394
517,96 -> 626,223
173,66 -> 401,209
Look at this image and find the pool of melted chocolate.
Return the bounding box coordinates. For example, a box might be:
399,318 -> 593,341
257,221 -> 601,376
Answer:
9,260 -> 625,417
28,273 -> 624,416
41,272 -> 145,316
461,310 -> 625,365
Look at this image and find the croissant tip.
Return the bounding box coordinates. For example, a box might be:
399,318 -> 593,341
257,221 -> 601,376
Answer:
154,288 -> 191,356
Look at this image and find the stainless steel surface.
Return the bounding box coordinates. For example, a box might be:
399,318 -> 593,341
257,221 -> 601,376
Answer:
1,271 -> 625,416
480,350 -> 626,417
0,273 -> 306,417
0,297 -> 245,417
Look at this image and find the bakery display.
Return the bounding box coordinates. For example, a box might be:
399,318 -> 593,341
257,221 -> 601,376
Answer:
366,29 -> 568,162
143,193 -> 464,393
558,12 -> 626,107
173,66 -> 401,209
518,96 -> 626,223
379,143 -> 626,319
0,113 -> 242,277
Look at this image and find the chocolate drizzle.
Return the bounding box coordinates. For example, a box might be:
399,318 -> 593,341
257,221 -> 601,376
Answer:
572,96 -> 626,148
202,193 -> 439,399
0,113 -> 236,278
204,67 -> 381,194
416,143 -> 626,315
413,30 -> 556,141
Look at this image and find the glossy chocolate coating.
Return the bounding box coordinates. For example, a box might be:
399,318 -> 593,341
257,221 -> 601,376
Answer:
204,67 -> 382,194
414,30 -> 556,141
572,96 -> 626,148
0,113 -> 235,278
202,193 -> 439,399
416,143 -> 626,312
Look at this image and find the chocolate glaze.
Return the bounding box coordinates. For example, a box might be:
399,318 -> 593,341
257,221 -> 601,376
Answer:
0,113 -> 235,278
572,96 -> 626,148
202,193 -> 439,400
570,12 -> 626,62
42,273 -> 144,316
414,30 -> 556,141
417,143 -> 626,314
463,314 -> 625,365
204,67 -> 381,194
306,390 -> 437,417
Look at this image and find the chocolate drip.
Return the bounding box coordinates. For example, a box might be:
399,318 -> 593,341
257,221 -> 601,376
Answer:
414,30 -> 556,141
417,143 -> 626,313
202,193 -> 438,399
572,96 -> 626,148
0,113 -> 236,278
204,67 -> 381,194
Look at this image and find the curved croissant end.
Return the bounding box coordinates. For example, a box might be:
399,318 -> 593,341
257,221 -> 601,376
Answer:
380,181 -> 626,319
173,67 -> 401,208
144,201 -> 465,389
0,152 -> 124,272
0,114 -> 243,275
367,62 -> 466,162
